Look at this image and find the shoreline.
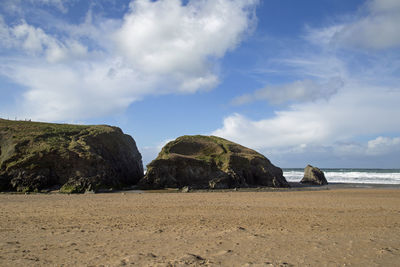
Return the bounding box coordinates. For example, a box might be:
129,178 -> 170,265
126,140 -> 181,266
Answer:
1,182 -> 400,195
289,181 -> 400,189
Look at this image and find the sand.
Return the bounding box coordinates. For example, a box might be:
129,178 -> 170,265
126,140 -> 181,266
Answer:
1,188 -> 400,266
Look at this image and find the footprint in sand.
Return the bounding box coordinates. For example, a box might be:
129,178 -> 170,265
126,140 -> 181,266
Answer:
213,249 -> 233,256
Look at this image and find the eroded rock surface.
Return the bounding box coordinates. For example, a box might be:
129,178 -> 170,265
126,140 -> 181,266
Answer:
0,119 -> 143,193
300,165 -> 328,185
139,135 -> 289,189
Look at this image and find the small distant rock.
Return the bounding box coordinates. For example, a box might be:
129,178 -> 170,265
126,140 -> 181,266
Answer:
181,186 -> 190,193
147,253 -> 157,258
300,165 -> 328,185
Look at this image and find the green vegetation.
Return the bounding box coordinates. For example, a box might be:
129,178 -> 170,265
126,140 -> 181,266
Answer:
59,183 -> 88,194
156,135 -> 266,172
142,134 -> 289,189
0,119 -> 115,141
0,118 -> 144,193
0,119 -> 117,173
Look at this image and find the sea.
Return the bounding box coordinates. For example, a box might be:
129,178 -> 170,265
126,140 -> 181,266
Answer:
283,168 -> 400,184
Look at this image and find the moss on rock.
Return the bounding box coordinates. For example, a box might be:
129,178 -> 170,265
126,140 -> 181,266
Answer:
139,135 -> 289,189
0,119 -> 143,193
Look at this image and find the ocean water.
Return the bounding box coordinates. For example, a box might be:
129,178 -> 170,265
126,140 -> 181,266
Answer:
283,168 -> 400,184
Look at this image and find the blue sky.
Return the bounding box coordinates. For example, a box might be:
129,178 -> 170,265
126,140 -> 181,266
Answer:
1,0 -> 400,168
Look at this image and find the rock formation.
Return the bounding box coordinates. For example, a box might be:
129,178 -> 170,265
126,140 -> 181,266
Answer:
139,135 -> 289,189
300,165 -> 328,185
0,119 -> 143,193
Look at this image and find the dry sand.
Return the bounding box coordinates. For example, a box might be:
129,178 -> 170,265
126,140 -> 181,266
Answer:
1,188 -> 400,266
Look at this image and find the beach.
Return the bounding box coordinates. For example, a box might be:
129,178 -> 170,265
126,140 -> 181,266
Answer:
1,187 -> 400,266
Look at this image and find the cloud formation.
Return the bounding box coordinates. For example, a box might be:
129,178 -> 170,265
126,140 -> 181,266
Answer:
306,0 -> 400,50
213,0 -> 400,166
2,0 -> 71,14
1,20 -> 88,63
0,0 -> 258,121
367,136 -> 400,156
114,0 -> 257,92
232,78 -> 343,105
215,82 -> 400,151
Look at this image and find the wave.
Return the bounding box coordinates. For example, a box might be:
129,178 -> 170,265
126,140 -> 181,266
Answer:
283,170 -> 400,184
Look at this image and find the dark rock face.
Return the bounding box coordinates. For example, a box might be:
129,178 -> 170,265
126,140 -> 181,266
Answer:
300,165 -> 328,185
139,135 -> 289,189
0,119 -> 143,193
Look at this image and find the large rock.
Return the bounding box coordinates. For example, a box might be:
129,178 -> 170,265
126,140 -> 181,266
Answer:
139,135 -> 289,189
300,165 -> 328,185
0,119 -> 143,193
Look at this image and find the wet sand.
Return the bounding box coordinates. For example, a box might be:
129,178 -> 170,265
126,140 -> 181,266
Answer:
1,187 -> 400,266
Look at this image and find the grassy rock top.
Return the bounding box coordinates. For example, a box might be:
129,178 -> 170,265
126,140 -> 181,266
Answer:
0,119 -> 117,167
0,119 -> 117,143
157,135 -> 268,169
141,135 -> 289,189
0,119 -> 143,193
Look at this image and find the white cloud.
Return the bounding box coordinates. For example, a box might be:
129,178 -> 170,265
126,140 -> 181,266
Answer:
1,58 -> 156,121
332,142 -> 365,157
367,136 -> 400,155
214,0 -> 400,167
0,0 -> 258,121
204,0 -> 400,168
232,77 -> 343,105
368,0 -> 400,13
114,0 -> 258,92
213,112 -> 328,150
266,139 -> 400,168
13,23 -> 48,52
306,0 -> 400,50
1,0 -> 71,15
2,21 -> 89,63
214,81 -> 400,152
305,25 -> 344,47
0,17 -> 14,48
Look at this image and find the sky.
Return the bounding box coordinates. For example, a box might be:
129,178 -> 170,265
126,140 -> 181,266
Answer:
1,0 -> 400,168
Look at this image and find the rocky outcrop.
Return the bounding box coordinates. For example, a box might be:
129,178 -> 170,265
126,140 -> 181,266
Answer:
139,135 -> 289,189
300,165 -> 328,185
0,119 -> 143,193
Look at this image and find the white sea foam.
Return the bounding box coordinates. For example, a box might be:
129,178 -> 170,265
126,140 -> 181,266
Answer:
283,170 -> 400,184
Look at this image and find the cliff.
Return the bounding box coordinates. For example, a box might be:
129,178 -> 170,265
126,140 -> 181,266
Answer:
0,119 -> 143,193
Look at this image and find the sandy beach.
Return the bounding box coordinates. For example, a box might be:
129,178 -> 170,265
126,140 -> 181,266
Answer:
1,187 -> 400,266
